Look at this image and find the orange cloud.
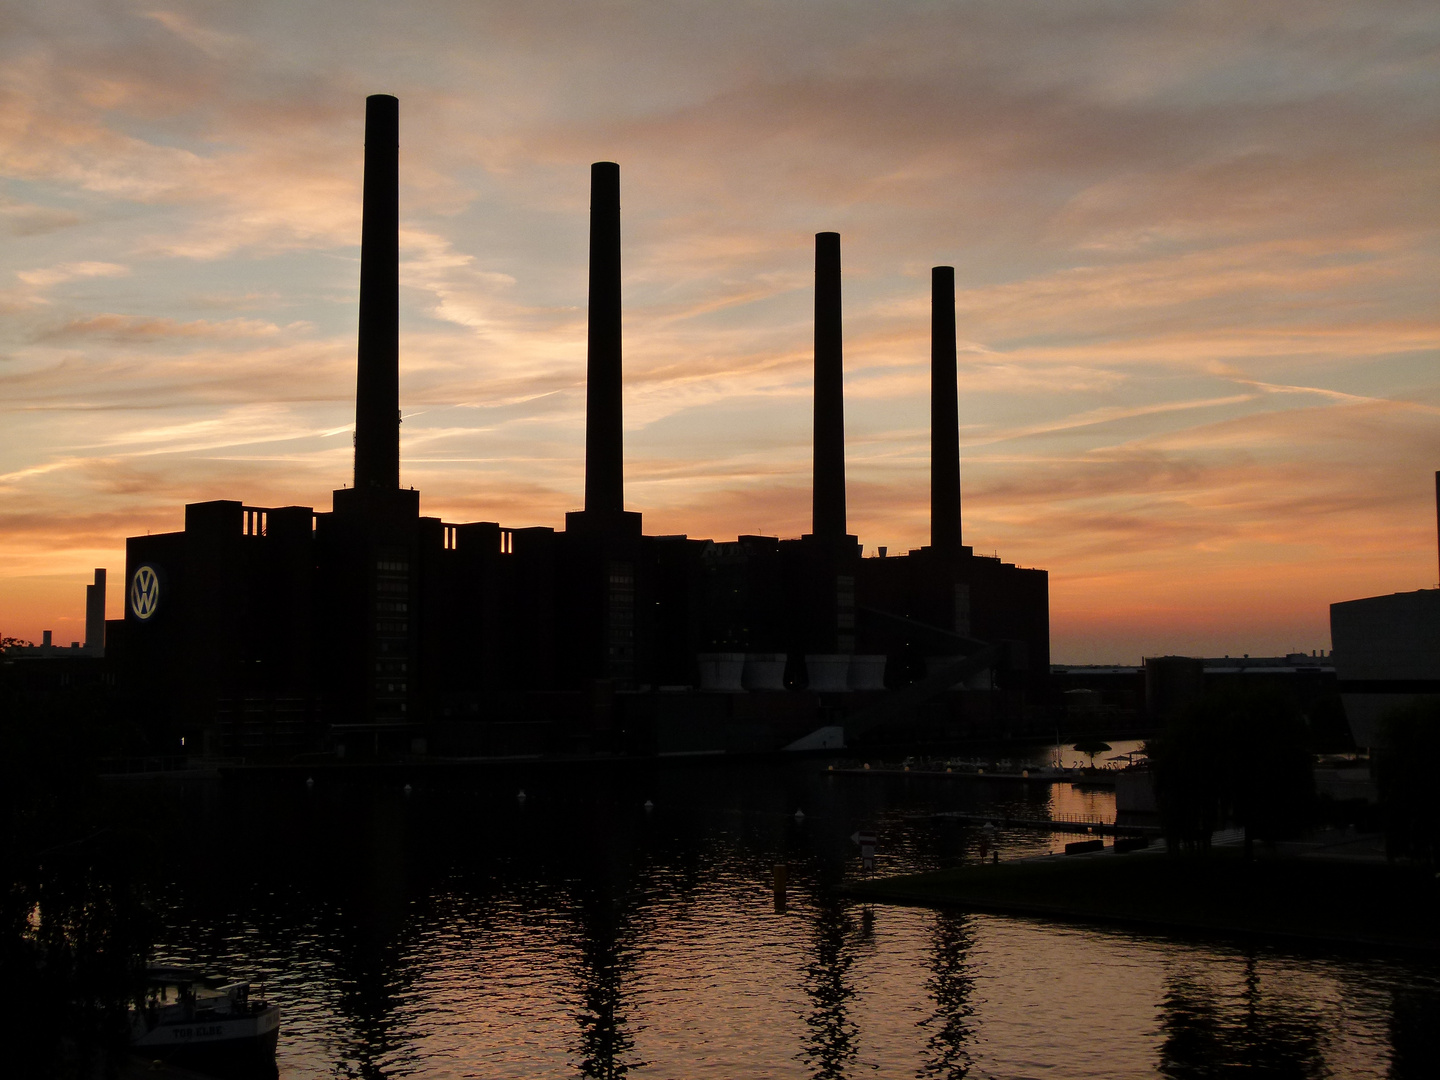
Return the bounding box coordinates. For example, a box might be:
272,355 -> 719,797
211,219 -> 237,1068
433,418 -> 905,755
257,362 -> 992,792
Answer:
35,313 -> 290,342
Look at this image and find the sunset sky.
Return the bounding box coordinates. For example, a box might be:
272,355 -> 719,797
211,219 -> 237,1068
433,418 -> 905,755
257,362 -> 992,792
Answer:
2,0 -> 1437,662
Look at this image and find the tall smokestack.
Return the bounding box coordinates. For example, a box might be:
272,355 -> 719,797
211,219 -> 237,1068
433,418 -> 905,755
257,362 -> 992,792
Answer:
584,162 -> 624,514
812,231 -> 846,539
353,94 -> 400,492
931,266 -> 962,556
84,567 -> 105,656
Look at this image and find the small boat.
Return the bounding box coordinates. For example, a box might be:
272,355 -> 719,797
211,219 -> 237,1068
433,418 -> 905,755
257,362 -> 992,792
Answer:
130,965 -> 280,1065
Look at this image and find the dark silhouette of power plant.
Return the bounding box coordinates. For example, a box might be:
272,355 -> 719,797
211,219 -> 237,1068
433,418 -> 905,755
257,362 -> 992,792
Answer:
111,97 -> 1048,758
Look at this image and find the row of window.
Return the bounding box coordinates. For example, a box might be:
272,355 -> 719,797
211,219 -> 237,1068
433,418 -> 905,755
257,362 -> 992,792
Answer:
437,527 -> 519,554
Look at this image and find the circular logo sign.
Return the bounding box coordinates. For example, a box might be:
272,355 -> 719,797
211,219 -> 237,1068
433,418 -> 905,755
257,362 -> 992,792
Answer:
130,565 -> 160,620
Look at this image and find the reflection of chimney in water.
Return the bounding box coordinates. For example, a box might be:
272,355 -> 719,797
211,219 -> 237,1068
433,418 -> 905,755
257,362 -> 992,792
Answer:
812,232 -> 847,539
931,266 -> 962,557
584,162 -> 624,515
353,94 -> 400,492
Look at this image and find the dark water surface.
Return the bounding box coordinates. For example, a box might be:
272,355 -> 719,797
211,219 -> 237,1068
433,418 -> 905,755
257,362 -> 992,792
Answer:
136,755 -> 1437,1078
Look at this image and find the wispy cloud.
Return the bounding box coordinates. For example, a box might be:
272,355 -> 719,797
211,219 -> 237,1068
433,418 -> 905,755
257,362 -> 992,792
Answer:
16,261 -> 129,289
35,312 -> 293,342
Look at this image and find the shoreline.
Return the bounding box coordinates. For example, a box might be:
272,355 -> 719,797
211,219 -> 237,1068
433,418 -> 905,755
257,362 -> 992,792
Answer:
93,736 -> 1154,784
844,848 -> 1440,955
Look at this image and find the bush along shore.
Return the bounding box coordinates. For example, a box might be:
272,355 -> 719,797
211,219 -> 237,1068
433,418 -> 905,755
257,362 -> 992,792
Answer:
844,847 -> 1440,952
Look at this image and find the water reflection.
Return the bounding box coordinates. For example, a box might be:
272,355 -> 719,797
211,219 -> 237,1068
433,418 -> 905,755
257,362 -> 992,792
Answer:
1389,988 -> 1440,1080
332,795 -> 416,1078
568,888 -> 645,1078
24,759 -> 1440,1078
1157,954 -> 1326,1079
917,912 -> 975,1079
799,896 -> 862,1079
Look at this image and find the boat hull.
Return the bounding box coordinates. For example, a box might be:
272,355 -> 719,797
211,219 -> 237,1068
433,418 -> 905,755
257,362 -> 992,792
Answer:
131,1003 -> 280,1069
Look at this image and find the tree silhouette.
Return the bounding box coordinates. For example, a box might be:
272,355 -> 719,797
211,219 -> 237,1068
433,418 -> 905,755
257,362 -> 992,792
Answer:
1375,699 -> 1440,864
1149,685 -> 1314,857
1072,737 -> 1111,768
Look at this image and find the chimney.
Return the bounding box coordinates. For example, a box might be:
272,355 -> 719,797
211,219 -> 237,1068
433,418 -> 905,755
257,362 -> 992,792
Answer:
812,231 -> 846,539
584,162 -> 624,515
85,568 -> 106,656
353,94 -> 400,492
931,266 -> 962,557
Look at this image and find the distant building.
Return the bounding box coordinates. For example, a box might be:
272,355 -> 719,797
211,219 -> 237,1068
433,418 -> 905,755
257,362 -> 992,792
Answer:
4,569 -> 113,700
8,568 -> 107,659
1049,665 -> 1146,722
1331,589 -> 1440,748
1050,652 -> 1338,731
1328,470 -> 1440,749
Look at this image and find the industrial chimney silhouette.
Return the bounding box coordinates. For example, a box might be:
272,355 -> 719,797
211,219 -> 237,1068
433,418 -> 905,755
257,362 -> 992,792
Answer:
812,232 -> 846,539
931,266 -> 962,556
84,567 -> 105,656
585,162 -> 624,515
353,94 -> 400,492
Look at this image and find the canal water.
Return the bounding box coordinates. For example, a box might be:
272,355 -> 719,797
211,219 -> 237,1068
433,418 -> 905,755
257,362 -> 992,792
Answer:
139,748 -> 1436,1078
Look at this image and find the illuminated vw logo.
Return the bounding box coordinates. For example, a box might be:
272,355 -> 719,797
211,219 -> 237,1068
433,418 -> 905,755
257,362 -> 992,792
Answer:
130,565 -> 160,620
